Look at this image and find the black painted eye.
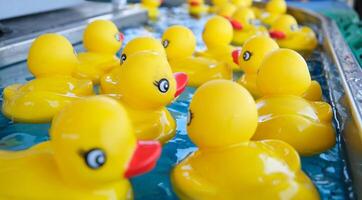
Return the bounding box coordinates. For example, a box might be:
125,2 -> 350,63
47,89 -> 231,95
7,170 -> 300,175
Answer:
162,40 -> 169,48
187,110 -> 193,126
84,148 -> 106,169
120,53 -> 127,64
290,24 -> 299,31
243,51 -> 252,61
154,78 -> 169,93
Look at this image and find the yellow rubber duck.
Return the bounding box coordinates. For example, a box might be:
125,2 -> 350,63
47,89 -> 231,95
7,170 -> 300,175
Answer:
74,20 -> 123,84
269,14 -> 318,53
230,0 -> 252,7
141,0 -> 163,19
188,0 -> 208,17
2,33 -> 94,123
253,49 -> 336,155
260,0 -> 287,25
101,36 -> 167,95
197,16 -> 240,70
236,35 -> 279,98
0,96 -> 161,199
216,2 -> 237,19
209,0 -> 228,13
162,25 -> 233,87
172,80 -> 320,200
101,51 -> 188,144
231,7 -> 268,45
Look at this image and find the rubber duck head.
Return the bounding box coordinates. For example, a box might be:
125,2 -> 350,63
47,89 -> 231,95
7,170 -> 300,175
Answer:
257,48 -> 311,96
116,51 -> 187,109
83,20 -> 124,55
188,0 -> 205,7
211,0 -> 228,7
266,0 -> 287,14
217,3 -> 237,19
120,36 -> 166,64
50,96 -> 161,185
27,33 -> 78,78
202,16 -> 233,47
269,15 -> 299,39
237,35 -> 279,73
162,25 -> 196,60
230,7 -> 255,30
187,80 -> 258,148
230,0 -> 252,7
142,0 -> 162,7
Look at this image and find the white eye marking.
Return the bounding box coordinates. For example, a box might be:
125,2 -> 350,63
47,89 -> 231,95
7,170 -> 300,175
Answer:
84,149 -> 106,169
120,54 -> 127,64
154,78 -> 169,93
162,40 -> 169,48
243,51 -> 252,61
187,110 -> 193,126
290,24 -> 299,31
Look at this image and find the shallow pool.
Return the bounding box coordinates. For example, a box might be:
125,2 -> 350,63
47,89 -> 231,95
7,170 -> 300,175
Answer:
0,6 -> 355,200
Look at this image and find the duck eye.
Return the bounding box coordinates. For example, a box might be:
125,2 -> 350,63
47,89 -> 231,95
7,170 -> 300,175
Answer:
154,78 -> 169,93
290,24 -> 298,31
162,40 -> 170,48
187,110 -> 193,126
115,34 -> 120,41
84,148 -> 106,169
243,51 -> 252,61
120,54 -> 127,64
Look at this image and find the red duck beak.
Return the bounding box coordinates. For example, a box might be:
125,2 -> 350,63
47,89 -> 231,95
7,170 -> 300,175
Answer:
269,31 -> 286,39
174,72 -> 188,97
232,49 -> 241,65
124,141 -> 161,178
189,0 -> 200,6
230,20 -> 243,30
119,32 -> 125,41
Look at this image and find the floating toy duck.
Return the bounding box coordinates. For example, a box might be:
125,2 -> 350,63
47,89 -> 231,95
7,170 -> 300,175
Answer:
236,35 -> 279,98
197,16 -> 240,70
2,34 -> 94,123
172,80 -> 320,199
209,0 -> 228,13
231,7 -> 268,45
101,51 -> 187,143
230,0 -> 252,7
162,25 -> 233,87
260,0 -> 287,25
253,49 -> 335,155
101,36 -> 166,95
73,20 -> 123,84
0,96 -> 161,199
141,0 -> 163,19
269,14 -> 318,53
216,2 -> 237,19
188,0 -> 208,17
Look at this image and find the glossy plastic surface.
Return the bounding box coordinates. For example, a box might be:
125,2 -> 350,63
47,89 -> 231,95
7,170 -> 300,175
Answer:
141,0 -> 162,19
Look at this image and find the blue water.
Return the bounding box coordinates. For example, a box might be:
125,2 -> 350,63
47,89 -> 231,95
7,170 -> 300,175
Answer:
0,6 -> 355,200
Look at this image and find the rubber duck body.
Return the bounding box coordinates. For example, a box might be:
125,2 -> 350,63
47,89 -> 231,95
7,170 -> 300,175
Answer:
269,15 -> 318,53
172,80 -> 320,200
188,0 -> 208,17
101,51 -> 187,144
2,34 -> 94,123
236,35 -> 279,98
216,3 -> 237,19
231,7 -> 268,45
260,0 -> 287,25
141,0 -> 162,19
230,0 -> 252,7
0,96 -> 161,199
253,49 -> 335,155
74,20 -> 123,84
162,25 -> 232,87
197,16 -> 240,70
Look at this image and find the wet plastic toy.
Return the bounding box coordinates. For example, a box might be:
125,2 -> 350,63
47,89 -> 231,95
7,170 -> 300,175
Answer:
231,7 -> 268,45
162,25 -> 232,87
209,0 -> 228,13
197,16 -> 239,70
0,96 -> 161,199
101,51 -> 187,143
269,14 -> 318,52
172,80 -> 320,200
188,0 -> 208,17
260,0 -> 287,25
236,35 -> 279,98
253,49 -> 336,155
101,36 -> 167,94
216,3 -> 237,19
230,0 -> 252,7
73,20 -> 123,84
141,0 -> 162,19
2,34 -> 94,123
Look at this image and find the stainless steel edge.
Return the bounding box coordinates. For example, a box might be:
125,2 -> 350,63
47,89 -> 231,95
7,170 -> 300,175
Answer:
0,6 -> 148,68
